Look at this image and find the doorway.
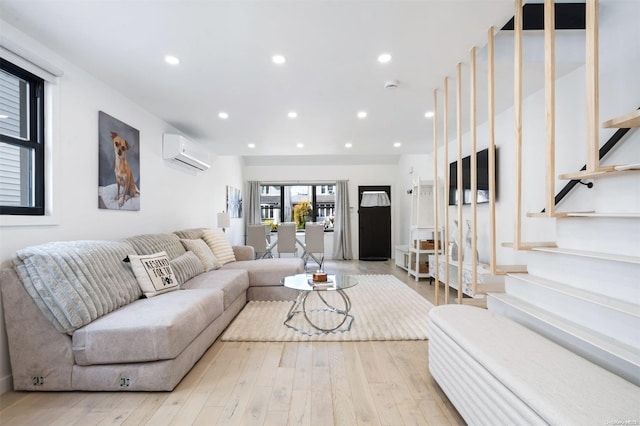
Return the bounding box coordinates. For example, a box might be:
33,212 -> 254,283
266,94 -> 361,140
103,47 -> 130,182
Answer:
358,185 -> 391,261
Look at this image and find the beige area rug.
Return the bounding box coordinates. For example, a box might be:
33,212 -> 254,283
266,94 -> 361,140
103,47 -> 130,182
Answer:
221,274 -> 434,342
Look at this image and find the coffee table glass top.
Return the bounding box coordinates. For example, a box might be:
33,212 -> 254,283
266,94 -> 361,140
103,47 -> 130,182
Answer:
281,273 -> 358,291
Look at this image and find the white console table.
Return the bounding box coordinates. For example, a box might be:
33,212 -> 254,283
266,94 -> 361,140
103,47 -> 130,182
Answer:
394,245 -> 410,271
428,255 -> 504,299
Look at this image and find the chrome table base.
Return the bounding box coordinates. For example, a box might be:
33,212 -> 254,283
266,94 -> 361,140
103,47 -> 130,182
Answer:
284,289 -> 354,336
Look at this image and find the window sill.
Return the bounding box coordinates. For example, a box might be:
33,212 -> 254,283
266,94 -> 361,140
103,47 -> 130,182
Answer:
0,214 -> 59,228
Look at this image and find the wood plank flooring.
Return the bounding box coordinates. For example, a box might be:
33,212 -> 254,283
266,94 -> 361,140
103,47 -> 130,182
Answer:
0,260 -> 465,425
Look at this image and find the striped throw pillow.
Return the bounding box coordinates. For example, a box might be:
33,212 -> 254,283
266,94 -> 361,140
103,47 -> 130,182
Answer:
202,229 -> 236,265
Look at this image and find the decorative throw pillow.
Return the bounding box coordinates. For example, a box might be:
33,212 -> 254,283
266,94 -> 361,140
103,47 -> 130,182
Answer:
170,251 -> 205,285
202,229 -> 236,265
180,238 -> 221,271
125,251 -> 179,297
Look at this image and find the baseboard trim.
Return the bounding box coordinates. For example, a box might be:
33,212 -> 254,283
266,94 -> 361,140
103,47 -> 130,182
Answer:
0,373 -> 13,395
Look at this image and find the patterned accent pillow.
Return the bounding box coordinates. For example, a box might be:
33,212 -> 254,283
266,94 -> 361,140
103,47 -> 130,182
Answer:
125,251 -> 179,297
202,229 -> 236,265
170,251 -> 205,284
180,238 -> 221,271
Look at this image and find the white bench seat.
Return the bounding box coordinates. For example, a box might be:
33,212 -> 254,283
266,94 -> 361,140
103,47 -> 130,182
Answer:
428,305 -> 640,425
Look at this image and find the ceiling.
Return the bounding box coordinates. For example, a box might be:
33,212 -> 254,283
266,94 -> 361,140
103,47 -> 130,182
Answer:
1,0 -> 521,163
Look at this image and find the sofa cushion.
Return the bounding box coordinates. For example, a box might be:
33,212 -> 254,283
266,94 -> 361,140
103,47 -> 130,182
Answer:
124,233 -> 186,260
174,228 -> 207,240
13,240 -> 142,334
232,245 -> 255,261
72,289 -> 224,365
181,269 -> 249,309
170,251 -> 204,284
221,258 -> 304,287
202,229 -> 236,265
180,238 -> 221,271
126,251 -> 179,297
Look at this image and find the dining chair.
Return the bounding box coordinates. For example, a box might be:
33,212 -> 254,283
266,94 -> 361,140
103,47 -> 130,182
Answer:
276,222 -> 298,257
247,224 -> 273,259
302,222 -> 325,270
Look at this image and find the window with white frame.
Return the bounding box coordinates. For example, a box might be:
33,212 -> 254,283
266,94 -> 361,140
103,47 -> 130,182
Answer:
0,59 -> 45,215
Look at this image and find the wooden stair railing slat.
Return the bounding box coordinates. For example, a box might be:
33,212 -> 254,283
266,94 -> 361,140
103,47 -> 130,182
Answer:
545,0 -> 557,217
456,61 -> 464,304
470,46 -> 478,297
488,26 -> 498,276
443,76 -> 450,306
585,0 -> 600,173
433,88 -> 441,305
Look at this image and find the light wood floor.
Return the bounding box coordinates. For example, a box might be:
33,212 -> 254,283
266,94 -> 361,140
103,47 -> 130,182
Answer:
0,260 -> 465,426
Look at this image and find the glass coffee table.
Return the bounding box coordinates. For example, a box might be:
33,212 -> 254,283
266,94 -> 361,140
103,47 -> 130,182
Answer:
281,273 -> 358,336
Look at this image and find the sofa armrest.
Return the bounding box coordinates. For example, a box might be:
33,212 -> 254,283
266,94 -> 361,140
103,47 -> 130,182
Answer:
233,245 -> 255,261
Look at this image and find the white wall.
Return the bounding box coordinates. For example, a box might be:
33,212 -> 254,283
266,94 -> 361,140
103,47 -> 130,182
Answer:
244,163 -> 397,259
0,22 -> 244,393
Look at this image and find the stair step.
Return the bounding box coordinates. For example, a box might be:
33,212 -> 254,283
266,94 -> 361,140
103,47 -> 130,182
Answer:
484,264 -> 528,275
501,241 -> 557,250
524,211 -> 640,219
505,274 -> 640,349
471,282 -> 505,295
487,293 -> 640,386
508,273 -> 640,316
555,215 -> 640,257
615,163 -> 640,171
559,167 -> 639,180
602,109 -> 640,128
526,249 -> 640,303
455,298 -> 487,308
527,210 -> 594,218
532,247 -> 640,265
556,211 -> 640,218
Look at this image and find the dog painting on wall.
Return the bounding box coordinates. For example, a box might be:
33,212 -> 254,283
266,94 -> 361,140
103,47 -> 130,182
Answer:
98,112 -> 141,211
111,131 -> 139,207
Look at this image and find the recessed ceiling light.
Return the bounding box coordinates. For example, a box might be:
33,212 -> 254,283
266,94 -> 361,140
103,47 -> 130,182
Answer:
393,142 -> 402,148
378,53 -> 392,63
164,55 -> 180,65
296,143 -> 304,148
248,143 -> 256,148
218,112 -> 229,119
0,114 -> 8,119
357,111 -> 367,119
288,111 -> 298,119
345,143 -> 353,148
424,111 -> 435,118
272,54 -> 286,65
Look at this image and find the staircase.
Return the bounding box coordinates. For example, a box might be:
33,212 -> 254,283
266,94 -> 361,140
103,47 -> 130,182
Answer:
487,169 -> 640,386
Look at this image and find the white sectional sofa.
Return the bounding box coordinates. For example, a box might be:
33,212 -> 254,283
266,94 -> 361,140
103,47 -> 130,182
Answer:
0,228 -> 303,391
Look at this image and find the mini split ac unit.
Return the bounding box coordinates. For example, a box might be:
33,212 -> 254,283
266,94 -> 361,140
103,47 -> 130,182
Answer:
162,134 -> 211,171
